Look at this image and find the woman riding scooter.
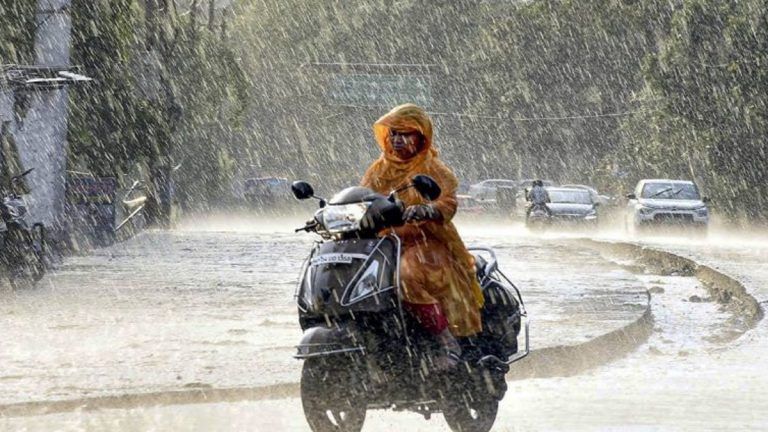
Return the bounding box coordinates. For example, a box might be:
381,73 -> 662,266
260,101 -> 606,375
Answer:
361,103 -> 484,369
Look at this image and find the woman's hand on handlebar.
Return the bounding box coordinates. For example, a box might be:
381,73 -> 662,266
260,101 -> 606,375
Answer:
404,204 -> 441,223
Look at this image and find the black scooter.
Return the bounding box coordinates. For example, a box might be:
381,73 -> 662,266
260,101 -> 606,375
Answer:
0,168 -> 45,285
292,175 -> 529,432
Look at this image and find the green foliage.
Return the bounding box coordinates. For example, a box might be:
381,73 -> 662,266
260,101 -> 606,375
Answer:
67,0 -> 249,206
0,0 -> 37,64
626,0 -> 768,218
69,0 -> 146,176
165,13 -> 250,206
232,0 -> 663,184
0,0 -> 750,217
232,0 -> 767,220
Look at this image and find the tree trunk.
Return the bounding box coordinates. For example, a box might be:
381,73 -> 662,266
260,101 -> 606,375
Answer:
220,6 -> 230,39
145,0 -> 158,50
190,0 -> 199,37
208,0 -> 216,31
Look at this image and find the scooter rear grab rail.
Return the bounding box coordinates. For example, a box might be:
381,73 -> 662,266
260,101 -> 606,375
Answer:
479,317 -> 530,366
468,246 -> 531,366
467,246 -> 528,314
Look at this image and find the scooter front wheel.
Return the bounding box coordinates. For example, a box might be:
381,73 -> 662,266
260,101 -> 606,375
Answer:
301,356 -> 366,432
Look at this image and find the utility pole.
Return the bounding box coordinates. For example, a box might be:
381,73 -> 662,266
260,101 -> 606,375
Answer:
208,0 -> 216,31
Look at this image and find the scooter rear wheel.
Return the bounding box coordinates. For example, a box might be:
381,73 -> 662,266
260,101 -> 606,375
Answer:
301,357 -> 366,432
441,368 -> 500,432
442,394 -> 499,432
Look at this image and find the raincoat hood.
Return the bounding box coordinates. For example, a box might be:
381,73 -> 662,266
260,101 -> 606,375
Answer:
374,103 -> 437,161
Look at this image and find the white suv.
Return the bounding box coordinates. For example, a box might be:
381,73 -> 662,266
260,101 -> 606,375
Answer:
626,179 -> 710,234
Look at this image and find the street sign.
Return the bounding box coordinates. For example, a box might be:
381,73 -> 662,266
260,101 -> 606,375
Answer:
1,65 -> 92,90
66,176 -> 117,205
328,74 -> 432,107
66,175 -> 117,232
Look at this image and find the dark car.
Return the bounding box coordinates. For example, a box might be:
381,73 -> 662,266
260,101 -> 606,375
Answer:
546,187 -> 599,226
560,184 -> 611,206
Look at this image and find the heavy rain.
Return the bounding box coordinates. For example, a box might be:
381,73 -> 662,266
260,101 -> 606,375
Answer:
1,1 -> 767,431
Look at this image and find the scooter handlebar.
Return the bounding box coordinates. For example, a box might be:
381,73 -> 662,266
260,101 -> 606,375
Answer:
295,220 -> 318,233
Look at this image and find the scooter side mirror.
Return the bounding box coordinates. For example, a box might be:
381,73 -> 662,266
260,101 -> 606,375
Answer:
291,181 -> 315,200
411,175 -> 441,201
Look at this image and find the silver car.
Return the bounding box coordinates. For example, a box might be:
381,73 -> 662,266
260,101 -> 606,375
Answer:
468,179 -> 518,202
625,179 -> 710,234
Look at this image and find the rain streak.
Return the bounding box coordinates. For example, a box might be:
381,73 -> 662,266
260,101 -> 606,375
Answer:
1,1 -> 767,431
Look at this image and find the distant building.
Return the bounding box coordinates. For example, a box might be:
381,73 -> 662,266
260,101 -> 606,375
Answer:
0,1 -> 91,242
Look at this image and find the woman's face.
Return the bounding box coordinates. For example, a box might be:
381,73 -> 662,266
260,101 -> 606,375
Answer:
389,129 -> 423,160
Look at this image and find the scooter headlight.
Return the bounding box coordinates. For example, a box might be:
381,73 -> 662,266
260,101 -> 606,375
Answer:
345,261 -> 381,304
322,202 -> 370,234
297,265 -> 314,311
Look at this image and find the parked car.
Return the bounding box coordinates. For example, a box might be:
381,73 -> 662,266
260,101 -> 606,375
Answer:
560,184 -> 611,206
456,194 -> 486,216
544,187 -> 599,227
625,179 -> 710,234
468,179 -> 518,202
457,180 -> 472,195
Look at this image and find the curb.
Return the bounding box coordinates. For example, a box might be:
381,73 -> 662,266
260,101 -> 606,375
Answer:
584,240 -> 763,337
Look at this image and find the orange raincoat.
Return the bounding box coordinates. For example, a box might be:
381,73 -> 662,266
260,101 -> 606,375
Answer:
361,104 -> 484,337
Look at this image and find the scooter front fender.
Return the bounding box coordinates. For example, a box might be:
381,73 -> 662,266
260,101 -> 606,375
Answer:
294,325 -> 365,359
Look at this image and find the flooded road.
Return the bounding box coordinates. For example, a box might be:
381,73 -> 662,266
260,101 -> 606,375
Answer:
0,217 -> 646,413
1,217 -> 765,430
